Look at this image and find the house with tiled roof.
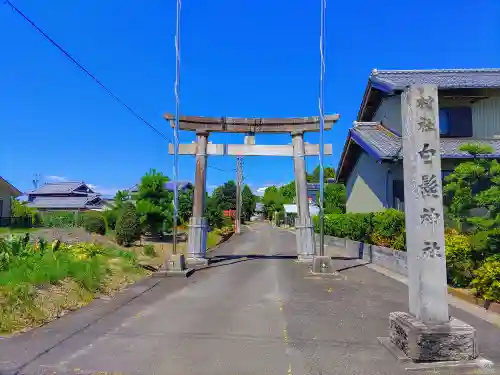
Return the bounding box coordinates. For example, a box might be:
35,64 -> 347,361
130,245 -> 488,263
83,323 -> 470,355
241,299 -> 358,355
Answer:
337,68 -> 500,213
0,177 -> 22,224
26,181 -> 105,211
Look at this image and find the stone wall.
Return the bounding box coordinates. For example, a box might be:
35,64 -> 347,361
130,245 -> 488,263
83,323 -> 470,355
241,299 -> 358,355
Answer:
316,234 -> 408,276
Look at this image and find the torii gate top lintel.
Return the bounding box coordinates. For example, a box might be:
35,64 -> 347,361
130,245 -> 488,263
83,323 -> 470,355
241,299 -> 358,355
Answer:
163,113 -> 340,133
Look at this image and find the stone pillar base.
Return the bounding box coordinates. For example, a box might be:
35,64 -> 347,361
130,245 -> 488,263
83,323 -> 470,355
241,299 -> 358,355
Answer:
153,254 -> 194,278
388,311 -> 478,362
295,216 -> 315,259
311,256 -> 337,274
187,217 -> 208,261
166,253 -> 186,270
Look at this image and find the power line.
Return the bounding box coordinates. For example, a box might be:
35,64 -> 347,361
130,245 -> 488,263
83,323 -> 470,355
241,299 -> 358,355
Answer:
5,0 -> 235,175
5,0 -> 170,140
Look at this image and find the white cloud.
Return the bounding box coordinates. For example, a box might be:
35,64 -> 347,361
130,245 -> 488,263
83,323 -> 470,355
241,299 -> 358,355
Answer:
45,175 -> 67,182
255,187 -> 267,196
253,183 -> 285,196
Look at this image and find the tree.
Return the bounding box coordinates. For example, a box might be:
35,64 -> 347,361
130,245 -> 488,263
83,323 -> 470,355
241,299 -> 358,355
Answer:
114,190 -> 129,209
279,181 -> 296,204
443,143 -> 498,232
262,186 -> 285,220
205,196 -> 224,229
11,198 -> 41,226
103,190 -> 130,230
115,202 -> 140,246
134,169 -> 173,235
241,185 -> 257,221
307,165 -> 336,183
212,180 -> 237,210
323,183 -> 346,214
178,187 -> 193,223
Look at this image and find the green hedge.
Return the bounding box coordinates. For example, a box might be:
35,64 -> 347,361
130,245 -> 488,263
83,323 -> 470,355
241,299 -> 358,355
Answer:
314,209 -> 406,249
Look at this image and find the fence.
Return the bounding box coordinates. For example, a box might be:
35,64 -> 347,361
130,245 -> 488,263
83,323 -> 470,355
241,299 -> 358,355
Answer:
0,216 -> 34,228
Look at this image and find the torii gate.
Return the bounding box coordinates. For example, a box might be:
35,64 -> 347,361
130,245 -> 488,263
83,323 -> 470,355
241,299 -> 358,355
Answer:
165,114 -> 340,265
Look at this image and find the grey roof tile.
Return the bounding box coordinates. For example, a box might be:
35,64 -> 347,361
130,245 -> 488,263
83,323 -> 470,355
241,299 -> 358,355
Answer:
351,122 -> 401,158
351,122 -> 500,159
27,195 -> 104,209
29,181 -> 87,195
370,68 -> 500,90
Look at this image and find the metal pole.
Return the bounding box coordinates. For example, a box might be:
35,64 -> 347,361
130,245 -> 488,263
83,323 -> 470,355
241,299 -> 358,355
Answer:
235,157 -> 242,234
318,0 -> 326,257
172,0 -> 181,255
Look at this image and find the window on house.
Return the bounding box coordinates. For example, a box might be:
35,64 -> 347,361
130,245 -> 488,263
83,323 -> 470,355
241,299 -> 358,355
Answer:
439,107 -> 473,137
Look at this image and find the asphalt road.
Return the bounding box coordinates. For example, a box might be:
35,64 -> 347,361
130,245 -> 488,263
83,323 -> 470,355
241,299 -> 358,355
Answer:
2,222 -> 500,375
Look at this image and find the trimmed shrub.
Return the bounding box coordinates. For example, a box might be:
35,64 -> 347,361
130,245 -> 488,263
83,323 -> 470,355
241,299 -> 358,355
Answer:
82,213 -> 106,235
115,203 -> 140,246
391,233 -> 406,251
370,209 -> 405,249
445,232 -> 474,287
471,254 -> 500,302
319,213 -> 372,242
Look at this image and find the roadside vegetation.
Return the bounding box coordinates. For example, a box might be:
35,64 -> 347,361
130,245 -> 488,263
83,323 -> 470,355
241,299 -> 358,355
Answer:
1,169 -> 257,335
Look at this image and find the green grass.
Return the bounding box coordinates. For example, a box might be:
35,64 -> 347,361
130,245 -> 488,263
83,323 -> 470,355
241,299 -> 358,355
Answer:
0,227 -> 38,235
206,231 -> 222,250
0,244 -> 144,335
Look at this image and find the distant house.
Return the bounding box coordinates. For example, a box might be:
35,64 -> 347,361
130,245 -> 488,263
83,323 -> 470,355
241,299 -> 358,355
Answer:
306,181 -> 336,203
26,181 -> 105,211
0,176 -> 22,223
284,203 -> 320,217
337,68 -> 500,213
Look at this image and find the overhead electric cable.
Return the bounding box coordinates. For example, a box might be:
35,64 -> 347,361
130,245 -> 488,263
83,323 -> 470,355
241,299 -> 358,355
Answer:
5,0 -> 170,140
5,0 -> 234,174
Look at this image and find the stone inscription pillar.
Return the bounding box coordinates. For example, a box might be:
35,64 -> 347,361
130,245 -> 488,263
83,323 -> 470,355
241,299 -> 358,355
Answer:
386,85 -> 478,363
187,131 -> 209,264
292,131 -> 315,262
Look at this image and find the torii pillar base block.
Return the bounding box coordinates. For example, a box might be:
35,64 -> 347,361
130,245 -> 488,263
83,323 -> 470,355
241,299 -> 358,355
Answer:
153,254 -> 195,278
186,217 -> 209,266
295,216 -> 315,262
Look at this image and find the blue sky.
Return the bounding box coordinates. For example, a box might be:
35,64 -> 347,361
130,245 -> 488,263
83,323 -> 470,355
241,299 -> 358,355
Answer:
2,0 -> 500,197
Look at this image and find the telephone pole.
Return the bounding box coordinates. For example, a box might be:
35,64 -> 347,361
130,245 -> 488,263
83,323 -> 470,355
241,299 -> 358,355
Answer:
235,156 -> 243,234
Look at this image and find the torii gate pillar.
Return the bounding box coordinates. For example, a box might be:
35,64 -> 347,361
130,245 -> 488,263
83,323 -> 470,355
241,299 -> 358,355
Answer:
186,131 -> 210,265
292,131 -> 315,262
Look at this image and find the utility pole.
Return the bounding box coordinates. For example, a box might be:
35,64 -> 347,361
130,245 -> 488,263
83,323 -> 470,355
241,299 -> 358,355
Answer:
32,173 -> 41,190
235,156 -> 243,234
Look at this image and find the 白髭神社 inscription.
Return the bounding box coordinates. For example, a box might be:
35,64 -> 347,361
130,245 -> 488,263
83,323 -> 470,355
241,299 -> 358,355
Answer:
384,85 -> 479,364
